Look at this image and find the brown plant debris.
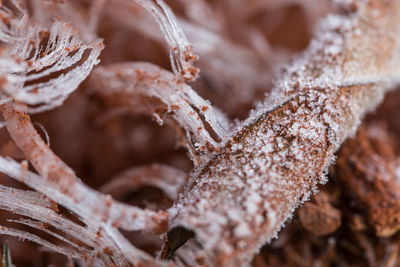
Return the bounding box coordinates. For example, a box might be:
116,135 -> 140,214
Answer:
336,124 -> 400,237
0,0 -> 399,266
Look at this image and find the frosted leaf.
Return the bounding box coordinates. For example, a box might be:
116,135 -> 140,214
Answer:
169,1 -> 400,266
0,1 -> 104,113
88,62 -> 231,163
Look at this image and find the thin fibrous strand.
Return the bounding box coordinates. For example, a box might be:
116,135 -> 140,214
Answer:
0,183 -> 56,210
29,0 -> 103,42
88,62 -> 230,163
169,1 -> 400,266
0,155 -> 165,265
0,0 -> 28,42
104,2 -> 272,112
0,2 -> 104,113
7,218 -> 92,254
133,0 -> 199,81
101,163 -> 188,201
0,224 -> 81,258
0,184 -> 119,262
179,20 -> 272,107
0,192 -> 93,246
88,0 -> 106,37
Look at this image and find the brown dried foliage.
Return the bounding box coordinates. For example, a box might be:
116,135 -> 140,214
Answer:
258,91 -> 400,267
336,124 -> 400,237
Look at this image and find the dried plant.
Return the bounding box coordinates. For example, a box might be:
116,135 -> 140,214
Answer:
0,0 -> 399,266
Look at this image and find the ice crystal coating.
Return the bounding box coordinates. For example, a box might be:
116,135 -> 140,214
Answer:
170,1 -> 400,266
